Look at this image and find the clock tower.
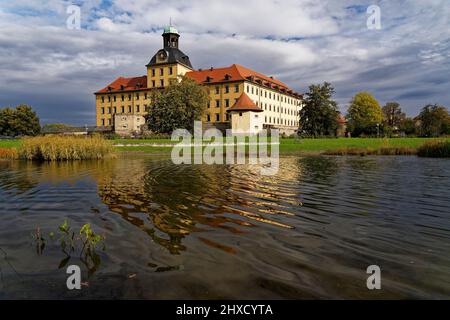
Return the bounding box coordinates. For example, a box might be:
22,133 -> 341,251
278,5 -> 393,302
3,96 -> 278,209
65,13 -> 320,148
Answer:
146,25 -> 193,88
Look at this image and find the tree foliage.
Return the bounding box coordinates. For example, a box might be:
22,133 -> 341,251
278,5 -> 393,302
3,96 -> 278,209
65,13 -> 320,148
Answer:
299,82 -> 340,137
0,104 -> 41,137
382,102 -> 405,128
145,77 -> 209,133
398,117 -> 417,136
347,92 -> 384,136
417,104 -> 450,137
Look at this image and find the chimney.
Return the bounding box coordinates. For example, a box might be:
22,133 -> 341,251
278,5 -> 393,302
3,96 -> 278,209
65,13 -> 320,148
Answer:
210,67 -> 214,71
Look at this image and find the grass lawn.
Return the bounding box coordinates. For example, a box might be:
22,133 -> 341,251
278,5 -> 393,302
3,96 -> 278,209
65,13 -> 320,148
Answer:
4,137 -> 450,155
0,140 -> 21,149
278,137 -> 448,153
114,137 -> 450,154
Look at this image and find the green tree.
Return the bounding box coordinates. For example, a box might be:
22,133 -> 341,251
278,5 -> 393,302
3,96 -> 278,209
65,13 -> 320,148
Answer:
145,77 -> 209,133
299,82 -> 340,137
417,104 -> 450,137
398,117 -> 417,136
42,123 -> 73,133
347,92 -> 384,136
0,104 -> 40,136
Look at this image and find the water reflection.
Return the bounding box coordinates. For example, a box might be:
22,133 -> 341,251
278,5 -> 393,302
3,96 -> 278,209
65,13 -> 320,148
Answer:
0,155 -> 449,299
96,157 -> 303,254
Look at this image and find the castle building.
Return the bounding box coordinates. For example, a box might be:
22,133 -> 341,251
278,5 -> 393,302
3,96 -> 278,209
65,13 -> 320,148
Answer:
95,26 -> 303,135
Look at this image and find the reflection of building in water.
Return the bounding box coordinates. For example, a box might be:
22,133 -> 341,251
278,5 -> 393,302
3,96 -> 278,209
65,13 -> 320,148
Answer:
95,157 -> 304,254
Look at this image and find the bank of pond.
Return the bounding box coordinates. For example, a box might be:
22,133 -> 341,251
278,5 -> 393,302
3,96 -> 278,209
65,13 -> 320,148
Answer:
0,136 -> 450,160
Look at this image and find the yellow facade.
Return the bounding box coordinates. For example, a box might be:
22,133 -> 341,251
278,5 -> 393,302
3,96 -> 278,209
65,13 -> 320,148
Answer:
95,27 -> 302,134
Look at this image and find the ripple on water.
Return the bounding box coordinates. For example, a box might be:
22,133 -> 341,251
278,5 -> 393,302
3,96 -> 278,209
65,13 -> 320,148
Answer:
0,155 -> 449,299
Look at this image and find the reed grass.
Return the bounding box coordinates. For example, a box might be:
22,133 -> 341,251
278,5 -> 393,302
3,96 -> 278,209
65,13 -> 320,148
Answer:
323,147 -> 417,156
18,135 -> 114,160
417,140 -> 450,158
0,148 -> 19,160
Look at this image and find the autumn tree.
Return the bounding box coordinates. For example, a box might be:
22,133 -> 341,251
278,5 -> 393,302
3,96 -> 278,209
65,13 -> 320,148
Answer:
346,92 -> 384,136
417,104 -> 450,137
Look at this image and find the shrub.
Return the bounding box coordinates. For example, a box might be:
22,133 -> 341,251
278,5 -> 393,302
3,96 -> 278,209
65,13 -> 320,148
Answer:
417,140 -> 450,158
18,135 -> 113,160
324,147 -> 416,156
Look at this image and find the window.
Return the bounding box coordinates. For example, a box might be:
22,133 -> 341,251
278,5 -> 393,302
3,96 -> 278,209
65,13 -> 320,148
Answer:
152,69 -> 155,77
136,93 -> 139,100
128,106 -> 132,113
235,84 -> 239,93
101,107 -> 105,114
152,80 -> 156,87
113,107 -> 117,113
108,119 -> 111,125
225,85 -> 229,93
246,85 -> 250,93
101,119 -> 105,126
160,79 -> 164,87
215,100 -> 220,108
101,96 -> 105,103
215,86 -> 220,94
225,99 -> 230,108
128,94 -> 131,101
215,113 -> 220,121
226,113 -> 230,121
160,68 -> 164,76
207,114 -> 211,122
108,107 -> 111,114
136,105 -> 140,113
108,96 -> 111,102
251,87 -> 254,94
207,102 -> 210,108
169,66 -> 173,75
239,112 -> 243,117
144,93 -> 148,99
121,106 -> 125,113
121,95 -> 124,102
113,96 -> 116,102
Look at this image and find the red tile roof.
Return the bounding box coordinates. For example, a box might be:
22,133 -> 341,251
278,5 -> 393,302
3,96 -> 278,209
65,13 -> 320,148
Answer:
95,76 -> 147,94
186,64 -> 301,97
227,93 -> 263,112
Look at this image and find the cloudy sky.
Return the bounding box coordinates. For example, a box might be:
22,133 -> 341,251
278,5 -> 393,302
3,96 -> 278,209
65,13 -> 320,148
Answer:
0,0 -> 449,125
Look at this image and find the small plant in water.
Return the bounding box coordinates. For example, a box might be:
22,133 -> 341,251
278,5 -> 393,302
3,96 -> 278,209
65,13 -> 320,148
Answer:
33,219 -> 106,275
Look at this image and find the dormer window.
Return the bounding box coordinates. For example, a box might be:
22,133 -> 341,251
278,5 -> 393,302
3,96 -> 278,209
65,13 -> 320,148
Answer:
224,74 -> 231,80
120,85 -> 125,90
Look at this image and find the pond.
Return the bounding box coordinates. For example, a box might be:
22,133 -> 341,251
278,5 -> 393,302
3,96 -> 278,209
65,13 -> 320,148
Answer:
0,155 -> 449,299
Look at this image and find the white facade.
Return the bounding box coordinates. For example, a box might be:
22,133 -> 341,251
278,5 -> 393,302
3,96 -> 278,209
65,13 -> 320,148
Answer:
230,111 -> 264,135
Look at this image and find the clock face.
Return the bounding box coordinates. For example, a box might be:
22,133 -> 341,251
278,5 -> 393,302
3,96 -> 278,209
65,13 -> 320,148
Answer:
157,50 -> 167,62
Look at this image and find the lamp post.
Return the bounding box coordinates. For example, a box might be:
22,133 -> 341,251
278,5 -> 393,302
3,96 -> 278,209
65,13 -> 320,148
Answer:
376,123 -> 380,138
